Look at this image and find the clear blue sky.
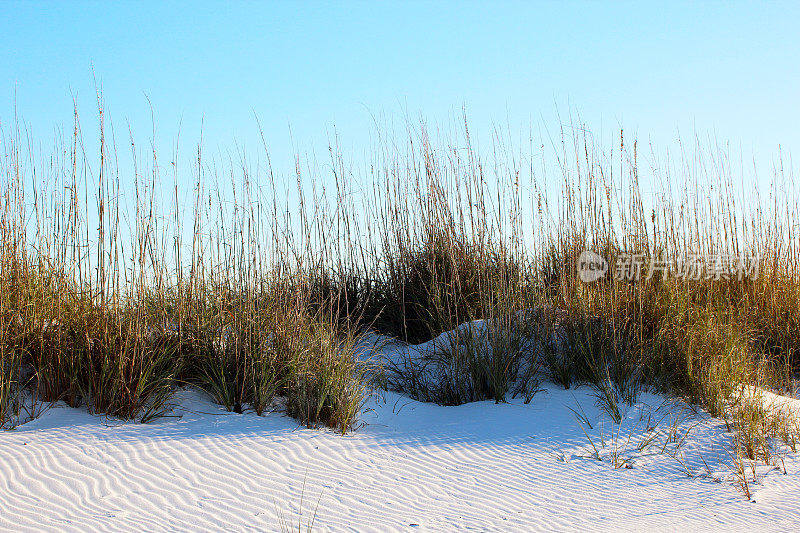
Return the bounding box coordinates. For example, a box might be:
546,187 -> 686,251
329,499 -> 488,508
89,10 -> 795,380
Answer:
2,1 -> 799,190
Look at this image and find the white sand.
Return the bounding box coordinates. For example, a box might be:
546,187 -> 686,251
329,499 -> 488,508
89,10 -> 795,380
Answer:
2,323 -> 800,531
2,381 -> 799,532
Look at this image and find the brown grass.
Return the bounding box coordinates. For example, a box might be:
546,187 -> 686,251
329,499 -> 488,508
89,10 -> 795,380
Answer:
0,98 -> 797,468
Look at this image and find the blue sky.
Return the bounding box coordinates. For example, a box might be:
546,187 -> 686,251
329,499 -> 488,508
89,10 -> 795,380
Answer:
2,1 -> 799,192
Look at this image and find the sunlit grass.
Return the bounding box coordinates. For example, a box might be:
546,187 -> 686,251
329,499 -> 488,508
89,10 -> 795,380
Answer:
0,98 -> 798,469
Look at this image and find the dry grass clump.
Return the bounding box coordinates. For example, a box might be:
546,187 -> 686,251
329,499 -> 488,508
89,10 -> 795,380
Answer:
181,284 -> 369,433
380,230 -> 540,406
374,230 -> 526,344
176,282 -> 284,415
283,316 -> 369,434
1,259 -> 183,421
387,312 -> 541,405
0,99 -> 372,432
0,324 -> 23,428
0,243 -> 369,430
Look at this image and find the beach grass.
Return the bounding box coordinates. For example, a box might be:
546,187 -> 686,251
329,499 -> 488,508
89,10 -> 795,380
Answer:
0,100 -> 798,462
